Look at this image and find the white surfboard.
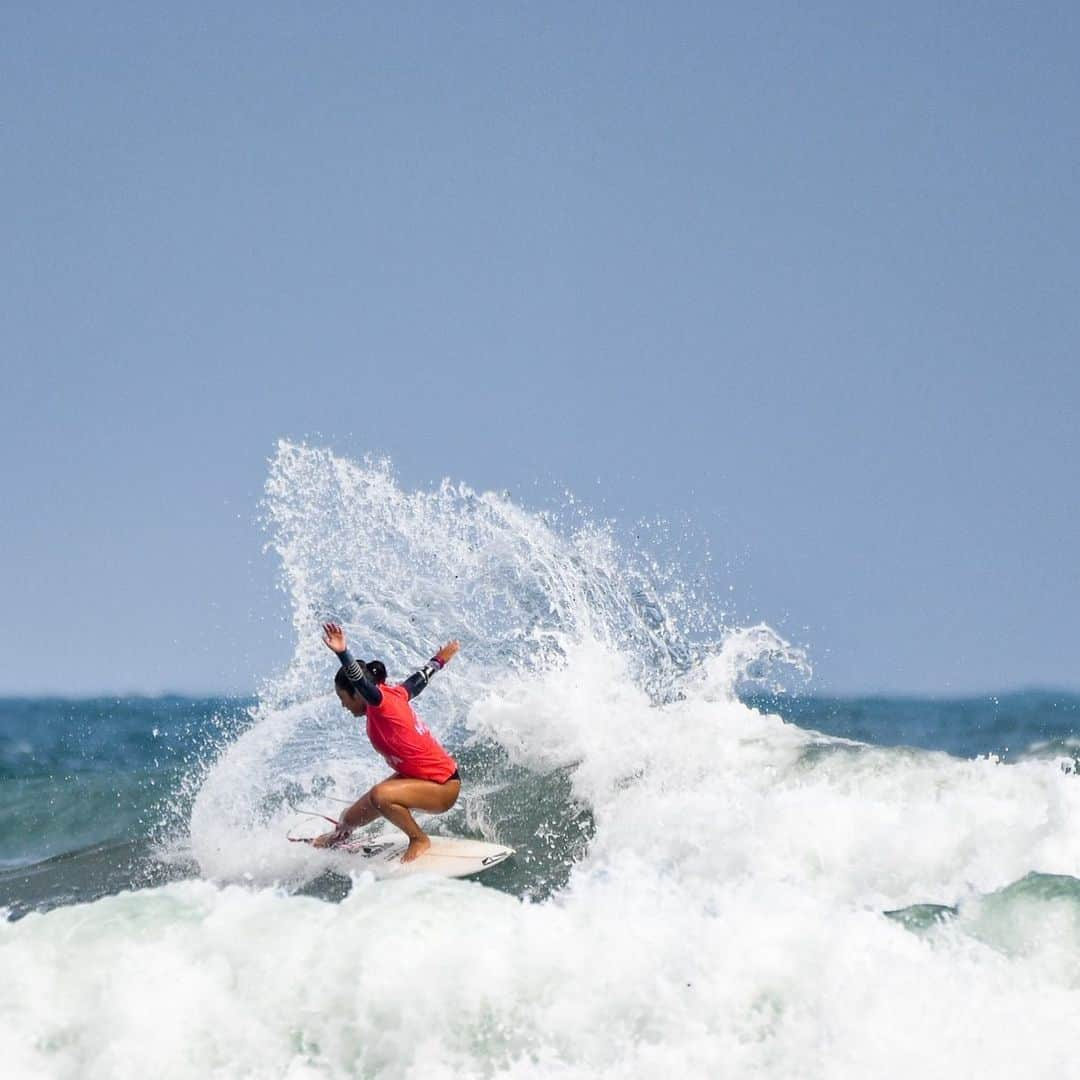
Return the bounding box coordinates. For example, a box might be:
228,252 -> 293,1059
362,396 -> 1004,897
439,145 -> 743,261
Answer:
322,833 -> 514,879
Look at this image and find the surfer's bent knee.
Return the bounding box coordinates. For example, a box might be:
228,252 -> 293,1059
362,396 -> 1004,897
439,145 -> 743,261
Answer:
369,783 -> 394,811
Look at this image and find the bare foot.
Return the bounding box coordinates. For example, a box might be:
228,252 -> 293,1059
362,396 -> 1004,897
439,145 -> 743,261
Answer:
401,834 -> 431,863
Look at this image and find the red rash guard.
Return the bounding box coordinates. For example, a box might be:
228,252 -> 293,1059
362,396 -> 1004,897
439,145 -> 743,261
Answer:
365,683 -> 458,783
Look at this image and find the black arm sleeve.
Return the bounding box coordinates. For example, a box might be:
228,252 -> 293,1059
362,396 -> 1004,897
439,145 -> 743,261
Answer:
336,649 -> 383,706
401,659 -> 444,701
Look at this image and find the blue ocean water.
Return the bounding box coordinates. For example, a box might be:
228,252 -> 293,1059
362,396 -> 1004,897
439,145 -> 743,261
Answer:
0,698 -> 251,914
748,689 -> 1080,761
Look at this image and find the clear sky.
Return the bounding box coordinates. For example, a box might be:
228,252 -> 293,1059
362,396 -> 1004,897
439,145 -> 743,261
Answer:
2,3 -> 1077,695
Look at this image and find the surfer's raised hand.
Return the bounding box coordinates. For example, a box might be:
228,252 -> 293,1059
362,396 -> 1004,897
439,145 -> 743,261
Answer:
322,622 -> 348,653
434,640 -> 460,667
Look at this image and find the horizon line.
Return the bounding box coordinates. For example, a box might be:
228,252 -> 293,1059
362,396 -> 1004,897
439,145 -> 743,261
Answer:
1,685 -> 1078,702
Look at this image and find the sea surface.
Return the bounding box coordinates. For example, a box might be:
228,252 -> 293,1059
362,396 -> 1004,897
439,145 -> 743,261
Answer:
3,443 -> 1080,1078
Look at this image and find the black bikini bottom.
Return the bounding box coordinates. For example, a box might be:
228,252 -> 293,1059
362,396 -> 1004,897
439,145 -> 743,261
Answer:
447,768 -> 461,782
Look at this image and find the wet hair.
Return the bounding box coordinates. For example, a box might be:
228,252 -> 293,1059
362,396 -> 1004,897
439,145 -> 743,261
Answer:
334,660 -> 387,694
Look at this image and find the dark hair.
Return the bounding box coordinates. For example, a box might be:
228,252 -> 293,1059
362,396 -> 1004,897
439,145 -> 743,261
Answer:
334,660 -> 387,694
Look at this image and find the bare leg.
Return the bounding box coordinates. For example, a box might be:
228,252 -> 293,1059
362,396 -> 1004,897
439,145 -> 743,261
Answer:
370,777 -> 462,862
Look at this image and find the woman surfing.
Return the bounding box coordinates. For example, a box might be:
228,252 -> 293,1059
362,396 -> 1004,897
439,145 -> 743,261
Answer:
313,622 -> 461,862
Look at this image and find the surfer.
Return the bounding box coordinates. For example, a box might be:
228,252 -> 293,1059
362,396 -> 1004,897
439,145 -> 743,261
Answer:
314,622 -> 461,862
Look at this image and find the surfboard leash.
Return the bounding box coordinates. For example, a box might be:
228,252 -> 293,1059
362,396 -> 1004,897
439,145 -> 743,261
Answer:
285,800 -> 343,845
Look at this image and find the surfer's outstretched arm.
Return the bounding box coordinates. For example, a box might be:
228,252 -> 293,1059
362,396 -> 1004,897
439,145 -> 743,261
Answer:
401,640 -> 460,700
322,622 -> 382,705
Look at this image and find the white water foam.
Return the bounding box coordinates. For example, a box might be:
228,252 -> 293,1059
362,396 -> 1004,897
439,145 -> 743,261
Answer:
5,443 -> 1080,1078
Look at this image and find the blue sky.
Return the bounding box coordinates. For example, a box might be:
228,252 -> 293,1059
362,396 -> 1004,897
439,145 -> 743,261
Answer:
2,3 -> 1077,695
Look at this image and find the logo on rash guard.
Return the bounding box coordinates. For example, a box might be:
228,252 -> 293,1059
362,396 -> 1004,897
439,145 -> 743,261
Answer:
414,719 -> 429,736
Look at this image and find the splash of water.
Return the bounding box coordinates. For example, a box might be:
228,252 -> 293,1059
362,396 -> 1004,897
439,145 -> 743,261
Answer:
260,440 -> 747,707
189,441 -> 809,886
